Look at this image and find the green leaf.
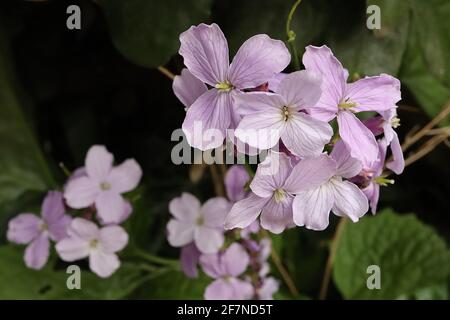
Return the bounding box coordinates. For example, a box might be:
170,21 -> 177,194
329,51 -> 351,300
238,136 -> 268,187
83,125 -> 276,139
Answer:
0,24 -> 55,234
133,270 -> 210,299
0,245 -> 149,299
333,209 -> 450,299
329,0 -> 410,76
399,1 -> 450,125
98,0 -> 213,68
214,0 -> 330,56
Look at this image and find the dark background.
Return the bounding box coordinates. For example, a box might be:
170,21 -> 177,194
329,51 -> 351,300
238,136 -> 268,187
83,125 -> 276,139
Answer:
0,0 -> 448,299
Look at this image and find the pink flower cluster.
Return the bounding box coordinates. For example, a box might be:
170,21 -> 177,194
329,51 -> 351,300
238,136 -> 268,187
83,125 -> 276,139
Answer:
169,23 -> 405,299
7,145 -> 142,278
172,23 -> 404,233
167,166 -> 278,300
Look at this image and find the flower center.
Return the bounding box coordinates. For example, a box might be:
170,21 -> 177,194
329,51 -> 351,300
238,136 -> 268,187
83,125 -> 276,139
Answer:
100,182 -> 111,191
374,176 -> 395,186
196,215 -> 204,226
215,81 -> 234,92
38,222 -> 48,232
281,106 -> 292,121
338,98 -> 357,110
89,238 -> 99,249
273,188 -> 287,203
390,116 -> 400,128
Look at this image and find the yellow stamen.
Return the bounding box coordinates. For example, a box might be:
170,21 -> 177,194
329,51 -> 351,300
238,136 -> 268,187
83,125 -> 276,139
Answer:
215,81 -> 234,92
100,182 -> 111,191
273,188 -> 287,203
281,106 -> 292,121
374,177 -> 395,186
391,116 -> 400,128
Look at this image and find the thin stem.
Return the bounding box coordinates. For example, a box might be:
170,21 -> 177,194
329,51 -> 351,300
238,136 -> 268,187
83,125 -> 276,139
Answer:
285,0 -> 302,70
270,245 -> 300,297
260,230 -> 299,297
133,248 -> 180,269
319,218 -> 348,300
404,133 -> 450,167
209,164 -> 226,197
402,102 -> 450,152
157,66 -> 175,80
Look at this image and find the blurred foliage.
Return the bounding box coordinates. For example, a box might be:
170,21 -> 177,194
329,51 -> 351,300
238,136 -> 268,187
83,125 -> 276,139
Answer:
333,209 -> 450,299
0,0 -> 448,299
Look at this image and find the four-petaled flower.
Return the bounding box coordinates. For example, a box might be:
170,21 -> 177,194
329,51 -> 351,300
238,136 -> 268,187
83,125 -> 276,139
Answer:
64,145 -> 142,224
179,23 -> 290,150
303,45 -> 401,164
56,218 -> 128,278
167,192 -> 230,254
7,191 -> 71,270
200,243 -> 253,300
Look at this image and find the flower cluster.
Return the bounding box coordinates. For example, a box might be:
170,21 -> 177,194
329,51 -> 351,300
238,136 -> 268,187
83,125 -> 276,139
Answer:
169,23 -> 404,298
7,145 -> 142,278
167,166 -> 279,299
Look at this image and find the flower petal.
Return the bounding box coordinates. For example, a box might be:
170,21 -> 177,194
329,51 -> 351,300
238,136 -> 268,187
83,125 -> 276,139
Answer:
48,214 -> 72,242
228,34 -> 290,89
167,219 -> 195,248
179,23 -> 229,86
250,152 -> 292,197
200,252 -> 224,278
330,140 -> 363,178
204,278 -> 233,300
107,159 -> 142,194
268,72 -> 287,92
386,133 -> 404,174
64,176 -> 100,209
95,191 -> 127,225
346,74 -> 401,113
281,113 -> 332,157
7,213 -> 41,244
235,108 -> 284,151
224,194 -> 268,230
169,192 -> 201,222
337,110 -> 379,164
229,278 -> 254,300
302,45 -> 345,120
223,243 -> 249,277
363,183 -> 380,214
235,91 -> 285,116
24,234 -> 50,270
260,197 -> 293,234
194,227 -> 224,254
67,217 -> 99,240
89,250 -> 120,278
330,179 -> 369,222
224,165 -> 250,202
259,277 -> 279,300
173,68 -> 208,108
41,191 -> 65,223
292,184 -> 334,230
99,225 -> 128,253
180,243 -> 201,278
182,89 -> 231,150
85,145 -> 114,182
56,237 -> 90,261
277,70 -> 322,109
284,155 -> 337,193
201,197 -> 230,228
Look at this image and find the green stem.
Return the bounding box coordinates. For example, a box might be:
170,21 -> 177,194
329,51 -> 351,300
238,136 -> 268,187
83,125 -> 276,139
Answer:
133,248 -> 180,269
244,162 -> 255,178
285,0 -> 302,70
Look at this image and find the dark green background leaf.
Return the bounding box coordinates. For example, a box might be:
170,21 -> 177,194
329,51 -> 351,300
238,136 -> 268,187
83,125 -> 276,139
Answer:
333,210 -> 450,299
98,0 -> 213,68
